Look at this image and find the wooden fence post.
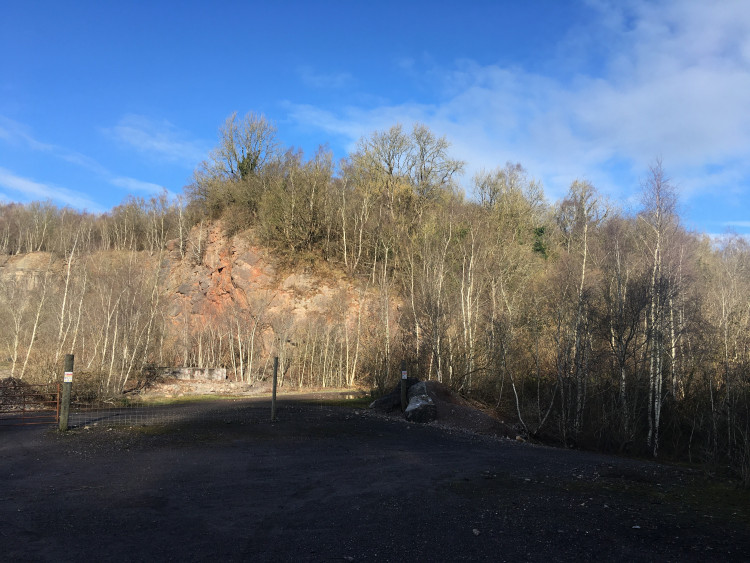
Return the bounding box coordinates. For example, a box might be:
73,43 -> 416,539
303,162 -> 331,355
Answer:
400,360 -> 408,412
59,354 -> 74,431
271,356 -> 278,422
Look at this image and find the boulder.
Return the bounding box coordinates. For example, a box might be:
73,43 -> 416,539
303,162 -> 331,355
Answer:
404,393 -> 437,423
368,393 -> 401,412
407,381 -> 428,400
369,378 -> 421,412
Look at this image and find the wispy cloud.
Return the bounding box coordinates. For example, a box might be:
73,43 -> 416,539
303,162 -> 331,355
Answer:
287,0 -> 750,207
297,66 -> 354,89
0,115 -> 111,176
110,176 -> 178,200
0,167 -> 105,212
0,115 -> 182,207
287,104 -> 395,146
105,115 -> 207,166
110,176 -> 164,193
724,221 -> 750,229
0,115 -> 53,151
706,232 -> 750,244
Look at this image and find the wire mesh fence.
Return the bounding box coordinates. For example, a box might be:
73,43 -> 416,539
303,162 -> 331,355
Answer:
2,369 -> 366,429
64,393 -> 362,429
65,398 -> 259,428
0,376 -> 266,428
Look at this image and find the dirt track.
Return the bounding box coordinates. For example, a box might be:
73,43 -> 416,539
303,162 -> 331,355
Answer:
2,397 -> 749,562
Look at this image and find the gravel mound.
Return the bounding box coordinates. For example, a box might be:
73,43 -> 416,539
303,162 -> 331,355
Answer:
370,379 -> 517,438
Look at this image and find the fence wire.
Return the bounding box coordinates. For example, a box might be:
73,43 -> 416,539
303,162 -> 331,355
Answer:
66,399 -> 249,428
2,376 -> 363,429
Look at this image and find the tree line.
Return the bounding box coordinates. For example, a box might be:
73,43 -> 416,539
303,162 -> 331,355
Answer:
0,192 -> 196,257
1,112 -> 749,482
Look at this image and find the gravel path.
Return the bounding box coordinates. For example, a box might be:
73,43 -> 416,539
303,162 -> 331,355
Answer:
2,398 -> 749,561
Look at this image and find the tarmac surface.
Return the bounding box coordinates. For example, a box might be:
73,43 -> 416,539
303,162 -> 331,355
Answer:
2,396 -> 749,561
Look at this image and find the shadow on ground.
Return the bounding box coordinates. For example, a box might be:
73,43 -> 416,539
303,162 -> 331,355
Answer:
2,397 -> 749,562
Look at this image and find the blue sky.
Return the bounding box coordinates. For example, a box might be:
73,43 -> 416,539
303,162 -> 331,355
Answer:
1,0 -> 749,236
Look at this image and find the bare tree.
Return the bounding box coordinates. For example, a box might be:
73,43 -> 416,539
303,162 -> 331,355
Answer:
639,159 -> 678,457
19,258 -> 53,380
599,216 -> 647,441
205,111 -> 280,181
409,123 -> 464,205
557,180 -> 607,436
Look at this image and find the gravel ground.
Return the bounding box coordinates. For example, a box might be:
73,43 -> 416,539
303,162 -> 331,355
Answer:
2,397 -> 749,562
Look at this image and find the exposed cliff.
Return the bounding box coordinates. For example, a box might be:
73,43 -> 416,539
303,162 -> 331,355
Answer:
0,222 -> 384,388
164,223 -> 362,325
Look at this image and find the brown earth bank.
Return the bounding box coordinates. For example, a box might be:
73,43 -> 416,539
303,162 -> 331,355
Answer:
2,396 -> 750,562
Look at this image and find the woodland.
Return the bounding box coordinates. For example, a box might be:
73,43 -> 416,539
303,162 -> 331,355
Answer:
1,112 -> 749,482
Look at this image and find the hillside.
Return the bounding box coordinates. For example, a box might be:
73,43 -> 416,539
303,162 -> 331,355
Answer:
1,117 -> 749,482
0,221 -> 378,394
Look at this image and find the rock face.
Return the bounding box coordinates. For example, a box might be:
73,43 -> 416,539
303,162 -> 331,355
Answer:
165,223 -> 365,325
0,252 -> 59,290
159,223 -> 381,376
165,367 -> 227,381
0,222 -> 386,386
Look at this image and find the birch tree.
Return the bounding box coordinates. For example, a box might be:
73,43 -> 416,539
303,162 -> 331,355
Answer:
639,159 -> 678,457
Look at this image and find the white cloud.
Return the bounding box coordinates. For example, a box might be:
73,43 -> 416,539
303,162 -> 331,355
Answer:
567,2 -> 750,167
0,168 -> 105,212
287,0 -> 750,207
106,115 -> 207,166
